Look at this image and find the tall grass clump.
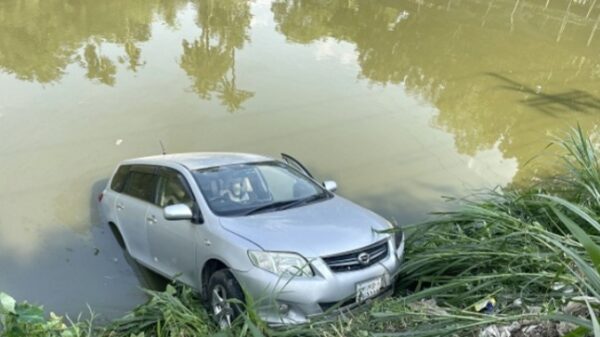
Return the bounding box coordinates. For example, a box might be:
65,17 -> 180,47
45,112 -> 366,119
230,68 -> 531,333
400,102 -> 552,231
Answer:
554,124 -> 600,210
101,285 -> 212,337
381,125 -> 600,336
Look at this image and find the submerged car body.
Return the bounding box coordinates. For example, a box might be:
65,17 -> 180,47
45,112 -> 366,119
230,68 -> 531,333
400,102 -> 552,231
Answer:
99,152 -> 404,326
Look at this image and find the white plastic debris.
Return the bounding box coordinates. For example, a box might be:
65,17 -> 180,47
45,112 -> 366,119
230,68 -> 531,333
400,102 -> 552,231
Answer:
572,295 -> 600,305
523,325 -> 539,334
115,139 -> 123,146
479,325 -> 511,337
564,301 -> 586,315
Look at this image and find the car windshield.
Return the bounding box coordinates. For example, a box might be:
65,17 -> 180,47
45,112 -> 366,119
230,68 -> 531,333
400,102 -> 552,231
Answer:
192,161 -> 330,216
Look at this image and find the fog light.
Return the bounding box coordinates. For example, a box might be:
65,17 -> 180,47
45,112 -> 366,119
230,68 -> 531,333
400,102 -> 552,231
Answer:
278,303 -> 289,314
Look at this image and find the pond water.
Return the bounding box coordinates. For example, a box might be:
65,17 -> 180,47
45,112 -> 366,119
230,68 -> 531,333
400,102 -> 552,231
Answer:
1,0 -> 599,320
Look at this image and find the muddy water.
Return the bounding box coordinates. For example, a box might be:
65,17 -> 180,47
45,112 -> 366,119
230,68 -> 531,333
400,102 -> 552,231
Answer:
1,0 -> 599,319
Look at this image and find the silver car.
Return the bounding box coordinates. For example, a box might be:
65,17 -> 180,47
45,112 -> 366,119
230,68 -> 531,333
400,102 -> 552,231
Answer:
99,152 -> 404,327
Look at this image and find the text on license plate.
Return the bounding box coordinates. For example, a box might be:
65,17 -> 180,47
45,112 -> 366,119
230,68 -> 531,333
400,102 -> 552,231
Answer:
356,276 -> 383,303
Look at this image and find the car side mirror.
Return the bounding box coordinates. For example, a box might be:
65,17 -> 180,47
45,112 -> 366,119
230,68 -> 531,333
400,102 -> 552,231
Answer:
163,204 -> 193,221
323,180 -> 337,192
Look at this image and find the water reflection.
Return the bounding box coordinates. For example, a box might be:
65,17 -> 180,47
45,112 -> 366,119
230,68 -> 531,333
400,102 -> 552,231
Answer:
0,0 -> 253,110
0,0 -> 186,84
272,0 -> 600,182
488,73 -> 600,115
81,44 -> 117,86
180,0 -> 254,111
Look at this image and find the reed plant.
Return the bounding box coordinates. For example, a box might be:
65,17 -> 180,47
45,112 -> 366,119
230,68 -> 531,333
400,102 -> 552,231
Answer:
380,125 -> 600,336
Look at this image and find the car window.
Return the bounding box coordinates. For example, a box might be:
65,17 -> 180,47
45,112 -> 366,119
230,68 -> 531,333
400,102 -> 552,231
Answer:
193,161 -> 326,216
157,168 -> 194,208
259,165 -> 297,200
110,165 -> 131,192
123,166 -> 158,203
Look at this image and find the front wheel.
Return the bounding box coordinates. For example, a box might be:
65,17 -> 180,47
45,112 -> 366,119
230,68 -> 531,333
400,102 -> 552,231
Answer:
207,270 -> 245,329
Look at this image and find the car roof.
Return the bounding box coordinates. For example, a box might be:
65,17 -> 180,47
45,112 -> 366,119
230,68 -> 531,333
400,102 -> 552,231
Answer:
120,152 -> 275,170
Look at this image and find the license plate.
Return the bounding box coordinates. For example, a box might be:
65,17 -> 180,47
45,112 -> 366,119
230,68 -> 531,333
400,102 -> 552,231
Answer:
356,276 -> 383,303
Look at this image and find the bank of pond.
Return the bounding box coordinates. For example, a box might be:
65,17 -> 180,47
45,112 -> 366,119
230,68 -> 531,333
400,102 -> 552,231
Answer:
2,126 -> 600,337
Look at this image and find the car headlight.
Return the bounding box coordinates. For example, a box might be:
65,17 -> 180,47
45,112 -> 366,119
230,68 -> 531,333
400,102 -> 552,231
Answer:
248,251 -> 314,277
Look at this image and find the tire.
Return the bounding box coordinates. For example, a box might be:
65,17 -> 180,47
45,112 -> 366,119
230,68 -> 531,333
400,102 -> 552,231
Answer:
207,269 -> 245,329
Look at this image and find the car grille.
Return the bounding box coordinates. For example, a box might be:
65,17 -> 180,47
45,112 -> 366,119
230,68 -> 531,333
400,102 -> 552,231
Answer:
322,240 -> 389,272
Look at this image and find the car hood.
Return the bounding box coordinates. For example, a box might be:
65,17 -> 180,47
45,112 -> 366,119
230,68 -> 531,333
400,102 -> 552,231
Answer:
218,196 -> 392,258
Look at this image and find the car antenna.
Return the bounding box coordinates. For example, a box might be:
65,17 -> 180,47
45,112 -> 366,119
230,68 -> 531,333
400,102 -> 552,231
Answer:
159,140 -> 167,155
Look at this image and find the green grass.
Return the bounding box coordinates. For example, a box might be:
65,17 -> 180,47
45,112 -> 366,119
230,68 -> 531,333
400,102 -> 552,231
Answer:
2,125 -> 600,337
103,285 -> 211,337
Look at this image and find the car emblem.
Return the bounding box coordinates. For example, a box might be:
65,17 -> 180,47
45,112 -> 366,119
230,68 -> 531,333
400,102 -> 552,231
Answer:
357,252 -> 371,265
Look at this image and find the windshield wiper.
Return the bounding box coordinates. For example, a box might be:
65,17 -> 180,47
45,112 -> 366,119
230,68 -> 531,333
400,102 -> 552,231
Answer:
244,193 -> 329,216
278,193 -> 328,211
243,200 -> 298,216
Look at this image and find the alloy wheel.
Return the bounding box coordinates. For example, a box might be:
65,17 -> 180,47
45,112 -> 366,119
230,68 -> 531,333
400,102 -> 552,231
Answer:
211,284 -> 233,329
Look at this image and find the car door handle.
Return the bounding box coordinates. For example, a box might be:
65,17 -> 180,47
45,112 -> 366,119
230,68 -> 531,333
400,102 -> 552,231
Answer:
146,215 -> 157,224
116,203 -> 124,210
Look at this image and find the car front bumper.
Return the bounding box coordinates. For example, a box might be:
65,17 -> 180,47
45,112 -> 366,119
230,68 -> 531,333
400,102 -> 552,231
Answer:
231,238 -> 404,325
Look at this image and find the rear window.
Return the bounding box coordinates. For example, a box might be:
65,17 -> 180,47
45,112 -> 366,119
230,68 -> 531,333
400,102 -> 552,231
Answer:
123,167 -> 158,203
110,165 -> 131,192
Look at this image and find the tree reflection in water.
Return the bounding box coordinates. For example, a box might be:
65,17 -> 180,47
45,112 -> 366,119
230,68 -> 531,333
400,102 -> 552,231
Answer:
272,0 -> 600,183
0,0 -> 186,84
180,0 -> 254,112
81,44 -> 116,86
0,0 -> 254,111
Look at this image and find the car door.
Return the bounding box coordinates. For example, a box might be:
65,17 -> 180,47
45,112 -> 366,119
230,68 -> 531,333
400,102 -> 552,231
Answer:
115,165 -> 158,264
146,166 -> 198,285
281,153 -> 314,178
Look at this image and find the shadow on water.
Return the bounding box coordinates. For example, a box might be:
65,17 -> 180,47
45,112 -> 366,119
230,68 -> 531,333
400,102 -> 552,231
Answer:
113,235 -> 171,293
487,72 -> 600,116
91,179 -> 170,294
90,179 -> 109,228
309,166 -> 457,227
